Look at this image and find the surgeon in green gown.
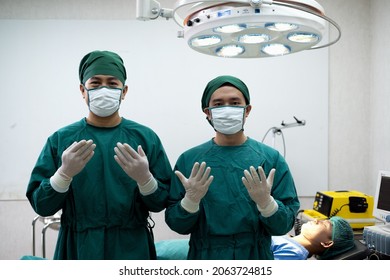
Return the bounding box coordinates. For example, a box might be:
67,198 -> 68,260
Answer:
26,50 -> 172,260
165,75 -> 300,260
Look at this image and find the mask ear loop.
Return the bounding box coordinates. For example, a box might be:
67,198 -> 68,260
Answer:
204,107 -> 214,127
118,88 -> 124,107
82,84 -> 92,111
241,105 -> 249,131
209,107 -> 217,131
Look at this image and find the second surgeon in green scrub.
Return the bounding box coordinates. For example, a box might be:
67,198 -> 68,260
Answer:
165,75 -> 300,260
26,50 -> 172,259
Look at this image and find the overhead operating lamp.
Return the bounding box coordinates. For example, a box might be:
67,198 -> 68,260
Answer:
136,0 -> 341,58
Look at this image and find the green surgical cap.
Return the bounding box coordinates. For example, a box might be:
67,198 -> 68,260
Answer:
318,216 -> 355,260
201,75 -> 250,110
79,50 -> 127,85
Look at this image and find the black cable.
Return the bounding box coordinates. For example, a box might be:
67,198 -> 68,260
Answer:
329,203 -> 349,217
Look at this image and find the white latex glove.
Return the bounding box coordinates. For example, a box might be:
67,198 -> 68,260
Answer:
242,166 -> 275,209
114,143 -> 152,186
175,162 -> 214,213
58,140 -> 96,178
51,140 -> 96,193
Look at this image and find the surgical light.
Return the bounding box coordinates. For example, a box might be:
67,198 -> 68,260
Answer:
214,24 -> 247,33
190,35 -> 222,47
288,32 -> 319,43
262,43 -> 291,56
216,45 -> 245,57
136,0 -> 341,58
239,33 -> 270,44
265,22 -> 298,32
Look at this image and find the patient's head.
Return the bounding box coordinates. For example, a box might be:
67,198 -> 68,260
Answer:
298,216 -> 355,259
317,216 -> 355,259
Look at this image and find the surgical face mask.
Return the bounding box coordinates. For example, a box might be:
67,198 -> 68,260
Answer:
209,105 -> 246,135
87,86 -> 122,117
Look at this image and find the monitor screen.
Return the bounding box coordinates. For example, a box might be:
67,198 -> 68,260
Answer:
373,170 -> 390,223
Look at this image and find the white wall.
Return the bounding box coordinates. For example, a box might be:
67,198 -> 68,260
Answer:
369,0 -> 390,187
321,0 -> 371,192
320,0 -> 390,193
1,0 -> 389,260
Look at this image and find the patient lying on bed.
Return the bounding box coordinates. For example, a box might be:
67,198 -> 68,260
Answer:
156,216 -> 355,260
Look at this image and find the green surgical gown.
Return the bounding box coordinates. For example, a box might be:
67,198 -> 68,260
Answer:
26,118 -> 172,260
165,137 -> 300,260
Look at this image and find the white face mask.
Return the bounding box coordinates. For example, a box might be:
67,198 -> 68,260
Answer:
87,86 -> 122,117
210,106 -> 246,135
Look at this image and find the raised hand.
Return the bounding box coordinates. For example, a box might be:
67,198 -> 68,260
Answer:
58,140 -> 96,178
175,162 -> 214,204
242,166 -> 275,209
114,143 -> 152,185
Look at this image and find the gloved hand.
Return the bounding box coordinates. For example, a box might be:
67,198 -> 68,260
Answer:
58,140 -> 96,178
242,166 -> 275,209
175,162 -> 214,212
114,143 -> 152,186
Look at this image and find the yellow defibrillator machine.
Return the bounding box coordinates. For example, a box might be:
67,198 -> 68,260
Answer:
301,190 -> 376,229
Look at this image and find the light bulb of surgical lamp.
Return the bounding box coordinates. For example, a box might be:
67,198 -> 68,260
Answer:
288,32 -> 319,43
190,35 -> 222,47
216,45 -> 245,57
265,22 -> 298,32
238,34 -> 270,44
262,44 -> 291,56
214,24 -> 247,33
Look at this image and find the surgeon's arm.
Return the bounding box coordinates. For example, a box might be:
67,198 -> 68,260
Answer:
259,157 -> 300,236
26,138 -> 95,217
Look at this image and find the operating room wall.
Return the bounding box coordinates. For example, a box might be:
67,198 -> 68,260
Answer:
322,0 -> 390,193
0,0 -> 389,260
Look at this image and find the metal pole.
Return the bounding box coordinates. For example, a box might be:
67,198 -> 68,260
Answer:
32,215 -> 40,256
